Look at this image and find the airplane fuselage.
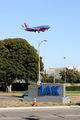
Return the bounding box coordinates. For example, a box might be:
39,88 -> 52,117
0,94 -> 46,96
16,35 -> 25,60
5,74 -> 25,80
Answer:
21,23 -> 50,33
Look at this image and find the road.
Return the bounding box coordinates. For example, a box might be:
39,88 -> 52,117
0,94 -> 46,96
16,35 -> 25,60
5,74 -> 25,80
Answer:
0,107 -> 80,120
0,96 -> 22,100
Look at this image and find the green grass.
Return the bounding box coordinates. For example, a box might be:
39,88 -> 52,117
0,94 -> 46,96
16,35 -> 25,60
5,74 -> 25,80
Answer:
0,90 -> 28,97
0,90 -> 28,93
13,90 -> 80,94
66,91 -> 80,96
12,90 -> 28,93
66,91 -> 80,93
66,94 -> 80,96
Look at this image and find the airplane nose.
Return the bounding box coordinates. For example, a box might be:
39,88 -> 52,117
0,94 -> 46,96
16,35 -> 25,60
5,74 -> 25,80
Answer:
48,26 -> 50,29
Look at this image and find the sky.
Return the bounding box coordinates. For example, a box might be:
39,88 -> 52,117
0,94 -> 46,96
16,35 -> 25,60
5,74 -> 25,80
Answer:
0,0 -> 80,69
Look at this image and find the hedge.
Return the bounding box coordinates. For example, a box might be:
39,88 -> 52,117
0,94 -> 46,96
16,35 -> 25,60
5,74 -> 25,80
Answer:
0,83 -> 30,91
66,86 -> 80,91
12,83 -> 30,91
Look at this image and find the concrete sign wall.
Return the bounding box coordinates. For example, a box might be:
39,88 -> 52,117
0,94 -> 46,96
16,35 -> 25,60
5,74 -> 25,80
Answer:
28,83 -> 65,98
24,83 -> 70,103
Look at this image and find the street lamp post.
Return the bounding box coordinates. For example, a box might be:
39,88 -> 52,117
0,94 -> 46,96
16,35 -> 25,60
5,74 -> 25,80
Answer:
64,57 -> 66,83
53,69 -> 55,84
37,40 -> 48,85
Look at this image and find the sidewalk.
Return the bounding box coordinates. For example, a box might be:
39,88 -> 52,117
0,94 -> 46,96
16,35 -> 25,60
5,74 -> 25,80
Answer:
0,106 -> 80,110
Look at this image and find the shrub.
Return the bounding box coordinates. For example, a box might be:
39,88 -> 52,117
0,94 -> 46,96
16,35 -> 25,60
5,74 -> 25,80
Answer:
66,86 -> 80,91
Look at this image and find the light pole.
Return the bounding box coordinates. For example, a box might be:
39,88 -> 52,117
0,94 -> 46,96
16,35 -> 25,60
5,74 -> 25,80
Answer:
54,69 -> 55,84
64,57 -> 66,83
37,39 -> 48,85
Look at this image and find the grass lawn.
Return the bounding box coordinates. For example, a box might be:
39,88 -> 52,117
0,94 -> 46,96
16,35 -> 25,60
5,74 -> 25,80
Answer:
0,94 -> 22,96
0,91 -> 28,97
66,94 -> 80,96
66,91 -> 80,96
14,90 -> 80,94
12,90 -> 28,93
66,91 -> 80,93
0,90 -> 28,93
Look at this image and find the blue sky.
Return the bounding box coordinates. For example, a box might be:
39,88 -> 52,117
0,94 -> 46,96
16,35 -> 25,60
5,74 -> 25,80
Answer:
0,0 -> 80,69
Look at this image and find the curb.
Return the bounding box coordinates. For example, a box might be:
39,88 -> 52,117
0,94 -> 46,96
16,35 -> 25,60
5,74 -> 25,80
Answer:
0,106 -> 80,110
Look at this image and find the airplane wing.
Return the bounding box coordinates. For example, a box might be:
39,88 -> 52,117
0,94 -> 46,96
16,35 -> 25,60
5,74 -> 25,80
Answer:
21,27 -> 37,31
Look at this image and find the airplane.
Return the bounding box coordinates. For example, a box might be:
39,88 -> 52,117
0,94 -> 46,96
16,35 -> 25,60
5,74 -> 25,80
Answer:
21,23 -> 50,33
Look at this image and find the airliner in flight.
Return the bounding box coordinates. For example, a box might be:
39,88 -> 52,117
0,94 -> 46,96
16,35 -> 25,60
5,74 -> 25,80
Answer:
21,23 -> 50,33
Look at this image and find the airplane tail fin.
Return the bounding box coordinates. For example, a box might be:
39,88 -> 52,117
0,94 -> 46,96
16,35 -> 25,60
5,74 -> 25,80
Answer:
24,23 -> 28,28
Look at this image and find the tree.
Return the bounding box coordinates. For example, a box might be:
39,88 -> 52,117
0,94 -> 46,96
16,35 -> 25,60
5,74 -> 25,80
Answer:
74,71 -> 80,83
59,68 -> 80,83
41,74 -> 54,83
59,70 -> 65,82
46,75 -> 54,83
66,69 -> 77,83
0,38 -> 44,91
41,73 -> 48,82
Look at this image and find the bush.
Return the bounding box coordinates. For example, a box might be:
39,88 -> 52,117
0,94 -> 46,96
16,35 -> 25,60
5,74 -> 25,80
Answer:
12,83 -> 30,91
0,83 -> 6,91
66,86 -> 80,91
55,78 -> 64,83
